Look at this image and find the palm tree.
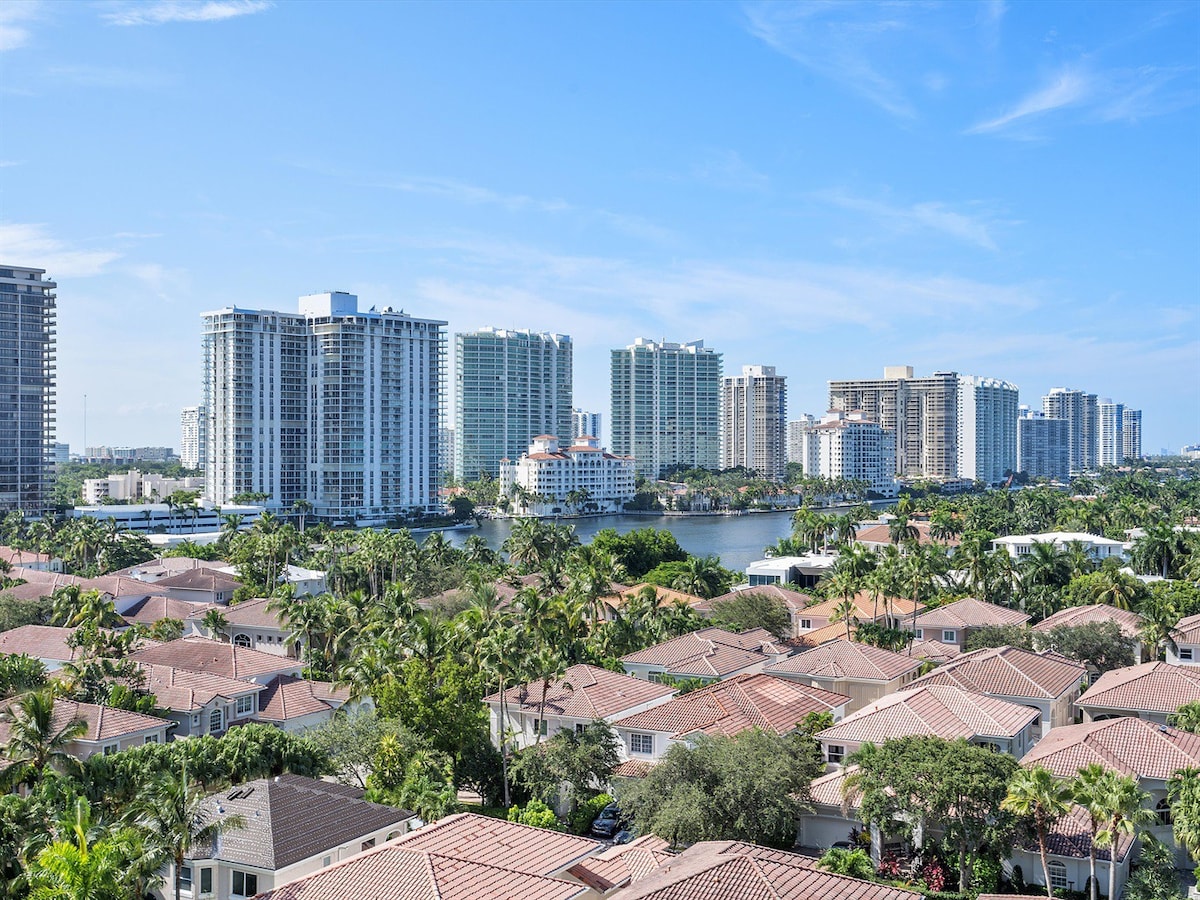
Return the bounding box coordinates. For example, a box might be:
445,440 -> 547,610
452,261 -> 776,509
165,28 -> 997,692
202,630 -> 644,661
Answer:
1169,767 -> 1200,873
1132,520 -> 1185,579
1001,766 -> 1074,900
199,608 -> 229,642
1139,594 -> 1182,661
1072,763 -> 1110,900
291,499 -> 313,533
129,762 -> 245,900
670,555 -> 725,599
1168,701 -> 1200,734
1093,771 -> 1153,900
830,597 -> 858,641
1,689 -> 86,789
1088,566 -> 1142,611
25,798 -> 132,900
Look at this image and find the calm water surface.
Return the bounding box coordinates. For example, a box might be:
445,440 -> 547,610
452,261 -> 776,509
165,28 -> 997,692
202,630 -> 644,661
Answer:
446,512 -> 799,572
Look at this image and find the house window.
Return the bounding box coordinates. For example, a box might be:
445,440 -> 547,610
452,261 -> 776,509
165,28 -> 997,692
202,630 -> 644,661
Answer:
231,871 -> 258,898
532,719 -> 548,736
179,865 -> 193,893
199,868 -> 212,895
322,856 -> 332,867
1048,860 -> 1067,890
914,629 -> 924,640
361,838 -> 376,851
1156,798 -> 1172,825
102,743 -> 119,755
145,734 -> 159,744
827,745 -> 845,763
236,695 -> 255,715
1181,648 -> 1194,661
800,619 -> 812,630
942,630 -> 956,643
233,634 -> 252,648
575,723 -> 586,736
629,733 -> 653,754
209,708 -> 223,733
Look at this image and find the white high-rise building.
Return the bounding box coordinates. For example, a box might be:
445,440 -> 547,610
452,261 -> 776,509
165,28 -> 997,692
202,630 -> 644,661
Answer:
202,292 -> 446,523
787,415 -> 818,474
0,265 -> 56,516
1017,408 -> 1070,482
454,328 -> 572,480
1122,408 -> 1142,461
720,365 -> 787,480
1098,399 -> 1125,467
1043,388 -> 1098,474
811,411 -> 897,497
956,375 -> 1019,485
180,405 -> 206,471
572,408 -> 602,441
610,338 -> 722,478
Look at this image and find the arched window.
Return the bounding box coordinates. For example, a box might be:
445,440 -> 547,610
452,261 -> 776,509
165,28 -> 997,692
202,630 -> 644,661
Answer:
209,708 -> 223,734
233,633 -> 252,648
1156,797 -> 1172,825
1048,860 -> 1068,890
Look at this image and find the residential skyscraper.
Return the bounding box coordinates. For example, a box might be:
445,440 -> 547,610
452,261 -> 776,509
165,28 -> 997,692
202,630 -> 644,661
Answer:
956,375 -> 1019,485
180,405 -> 206,471
572,408 -> 602,441
611,338 -> 722,478
828,366 -> 958,479
0,266 -> 56,517
203,292 -> 446,523
811,411 -> 897,497
1017,408 -> 1070,482
1122,408 -> 1142,461
720,365 -> 787,480
1042,388 -> 1098,475
786,415 -> 817,473
454,328 -> 572,480
1098,399 -> 1125,467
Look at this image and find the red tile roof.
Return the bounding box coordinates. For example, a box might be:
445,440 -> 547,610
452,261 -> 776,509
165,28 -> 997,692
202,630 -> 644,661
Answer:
799,592 -> 924,621
697,585 -> 816,613
0,698 -> 168,745
484,664 -> 676,720
913,597 -> 1030,630
1020,717 -> 1200,781
1033,604 -> 1144,639
0,625 -> 82,663
621,628 -> 778,678
814,684 -> 1039,746
909,646 -> 1085,700
204,596 -> 287,629
135,662 -> 262,711
609,840 -> 920,900
1033,804 -> 1135,863
907,638 -> 961,663
1077,662 -> 1200,716
614,674 -> 848,740
130,637 -> 297,681
855,522 -> 959,548
568,835 -> 675,892
256,675 -> 348,723
1175,613 -> 1200,644
119,595 -> 211,627
767,640 -> 924,682
0,546 -> 55,567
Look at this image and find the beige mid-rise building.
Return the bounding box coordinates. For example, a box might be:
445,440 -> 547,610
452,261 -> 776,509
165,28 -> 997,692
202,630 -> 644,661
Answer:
720,365 -> 787,480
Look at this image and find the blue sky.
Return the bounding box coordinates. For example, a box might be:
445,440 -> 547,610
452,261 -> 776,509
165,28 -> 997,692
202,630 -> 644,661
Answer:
1,0 -> 1197,453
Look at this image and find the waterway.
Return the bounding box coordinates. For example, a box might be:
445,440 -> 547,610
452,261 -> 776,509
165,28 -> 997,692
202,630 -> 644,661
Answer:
446,511 -> 798,573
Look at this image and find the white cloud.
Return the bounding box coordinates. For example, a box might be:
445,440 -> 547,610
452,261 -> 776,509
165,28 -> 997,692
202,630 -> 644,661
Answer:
103,0 -> 272,26
0,223 -> 120,277
816,190 -> 1000,251
968,68 -> 1091,133
0,0 -> 40,52
369,174 -> 570,214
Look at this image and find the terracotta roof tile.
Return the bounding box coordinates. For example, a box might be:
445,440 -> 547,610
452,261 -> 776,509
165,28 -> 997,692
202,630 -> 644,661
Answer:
1077,662 -> 1200,716
203,597 -> 288,629
135,662 -> 262,711
256,675 -> 348,723
1031,804 -> 1134,863
909,646 -> 1086,700
130,637 -> 298,681
0,698 -> 168,746
768,641 -> 924,683
621,628 -> 778,678
907,638 -> 961,663
1033,605 -> 1144,639
814,684 -> 1039,746
799,592 -> 925,621
0,625 -> 83,664
913,598 -> 1030,630
1175,613 -> 1200,644
484,664 -> 676,720
696,585 -> 817,613
568,836 -> 675,892
120,595 -> 211,626
1020,716 -> 1200,780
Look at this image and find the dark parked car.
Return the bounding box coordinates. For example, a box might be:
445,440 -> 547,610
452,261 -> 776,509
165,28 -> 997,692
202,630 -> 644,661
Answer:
590,803 -> 622,838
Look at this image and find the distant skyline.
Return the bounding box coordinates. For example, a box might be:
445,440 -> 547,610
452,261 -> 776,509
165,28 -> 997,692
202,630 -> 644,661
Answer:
1,0 -> 1196,453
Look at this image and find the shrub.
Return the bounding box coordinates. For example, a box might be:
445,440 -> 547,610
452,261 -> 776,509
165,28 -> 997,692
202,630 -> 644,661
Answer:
569,792 -> 615,835
507,798 -> 561,830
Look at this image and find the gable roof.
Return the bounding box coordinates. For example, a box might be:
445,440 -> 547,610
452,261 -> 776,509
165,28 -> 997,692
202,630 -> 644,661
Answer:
1076,662 -> 1200,715
197,774 -> 414,871
0,698 -> 168,746
620,628 -> 779,678
909,646 -> 1085,700
767,640 -> 924,683
201,596 -> 287,629
614,674 -> 848,740
119,594 -> 211,627
0,625 -> 82,664
0,546 -> 56,567
1175,613 -> 1200,644
912,598 -> 1030,630
608,840 -> 920,900
135,662 -> 262,711
1032,604 -> 1144,639
153,569 -> 242,593
484,664 -> 676,720
613,583 -> 707,608
906,638 -> 961,663
256,675 -> 349,723
130,637 -> 296,681
855,521 -> 958,548
568,835 -> 675,892
1020,717 -> 1200,781
814,684 -> 1039,746
797,592 -> 924,621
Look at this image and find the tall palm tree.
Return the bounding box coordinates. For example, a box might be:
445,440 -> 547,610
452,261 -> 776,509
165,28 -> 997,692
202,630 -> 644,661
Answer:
1,690 -> 86,790
830,597 -> 858,641
1093,771 -> 1152,900
129,762 -> 245,900
25,798 -> 132,900
1132,521 -> 1185,579
670,555 -> 725,599
1169,767 -> 1200,873
1072,763 -> 1111,900
1001,766 -> 1074,900
1138,594 -> 1182,661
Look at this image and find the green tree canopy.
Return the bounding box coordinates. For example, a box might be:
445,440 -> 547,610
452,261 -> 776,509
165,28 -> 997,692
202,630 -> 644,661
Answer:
704,592 -> 792,640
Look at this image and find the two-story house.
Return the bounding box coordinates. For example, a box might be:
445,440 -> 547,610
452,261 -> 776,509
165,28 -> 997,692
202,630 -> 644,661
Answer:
1076,661 -> 1200,724
909,598 -> 1030,651
765,639 -> 926,713
0,697 -> 171,760
135,662 -> 265,738
1167,613 -> 1200,666
619,627 -> 791,684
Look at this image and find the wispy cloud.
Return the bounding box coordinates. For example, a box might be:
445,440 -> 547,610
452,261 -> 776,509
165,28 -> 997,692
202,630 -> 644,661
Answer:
0,160 -> 23,168
968,68 -> 1091,133
0,223 -> 121,277
45,64 -> 174,90
744,2 -> 918,118
368,174 -> 571,214
815,190 -> 1001,251
0,0 -> 39,52
103,0 -> 271,26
